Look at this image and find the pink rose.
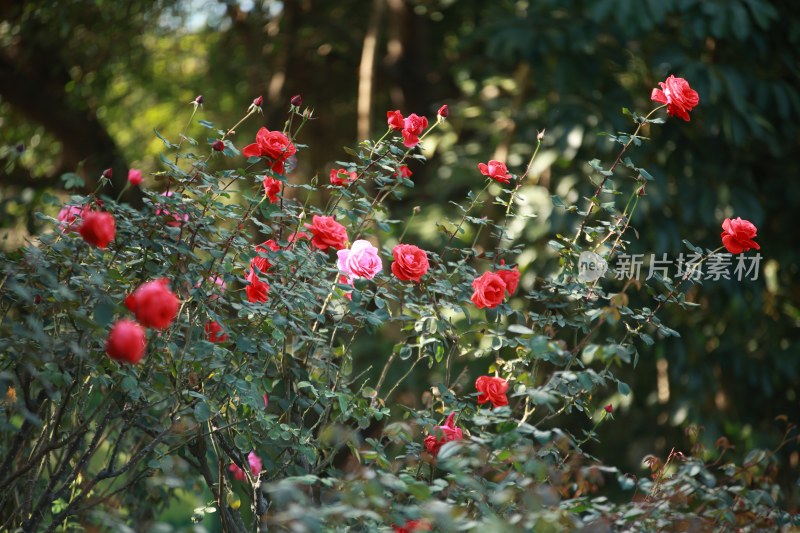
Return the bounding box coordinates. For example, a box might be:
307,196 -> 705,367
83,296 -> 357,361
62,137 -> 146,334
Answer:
478,160 -> 512,184
337,239 -> 383,280
229,451 -> 263,482
720,217 -> 760,254
57,205 -> 88,233
128,168 -> 143,186
650,75 -> 700,122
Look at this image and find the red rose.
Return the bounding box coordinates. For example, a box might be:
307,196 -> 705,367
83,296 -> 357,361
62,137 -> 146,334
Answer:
478,160 -> 512,184
78,210 -> 116,249
105,319 -> 146,364
650,75 -> 700,122
721,217 -> 760,254
604,404 -> 613,414
393,519 -> 431,533
263,176 -> 282,203
245,269 -> 269,303
251,239 -> 280,274
304,215 -> 348,251
205,321 -> 228,343
125,278 -> 180,330
470,271 -> 507,309
391,244 -> 429,282
496,265 -> 520,295
424,412 -> 463,457
401,113 -> 428,148
394,165 -> 413,179
387,110 -> 404,131
475,375 -> 509,408
242,127 -> 297,174
330,168 -> 357,186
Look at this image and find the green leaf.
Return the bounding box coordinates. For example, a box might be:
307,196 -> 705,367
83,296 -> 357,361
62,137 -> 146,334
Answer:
194,402 -> 211,422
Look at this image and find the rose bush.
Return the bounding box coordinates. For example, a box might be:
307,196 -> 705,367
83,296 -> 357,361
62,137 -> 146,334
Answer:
0,83 -> 791,532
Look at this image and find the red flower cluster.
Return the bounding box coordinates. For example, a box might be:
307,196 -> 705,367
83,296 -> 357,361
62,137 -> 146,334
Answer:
423,412 -> 463,457
470,265 -> 519,309
106,279 -> 181,365
650,75 -> 700,122
305,215 -> 349,251
242,127 -> 297,174
478,160 -> 512,184
330,168 -> 357,186
245,239 -> 280,303
721,217 -> 760,254
391,244 -> 429,283
475,375 -> 509,408
387,110 -> 429,148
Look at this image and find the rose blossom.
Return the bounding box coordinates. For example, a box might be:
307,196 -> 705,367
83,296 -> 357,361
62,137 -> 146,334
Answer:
394,165 -> 413,179
78,210 -> 116,249
125,278 -> 180,330
391,244 -> 429,282
57,205 -> 87,233
205,321 -> 228,343
330,168 -> 357,186
245,269 -> 269,303
105,319 -> 146,364
496,265 -> 520,295
251,239 -> 280,274
305,215 -> 348,251
401,113 -> 428,148
650,75 -> 700,122
720,217 -> 760,254
338,239 -> 383,280
478,160 -> 512,184
242,127 -> 297,174
128,168 -> 143,186
393,520 -> 431,533
475,375 -> 509,408
470,271 -> 507,309
387,110 -> 404,131
423,412 -> 463,457
263,176 -> 282,203
229,451 -> 263,482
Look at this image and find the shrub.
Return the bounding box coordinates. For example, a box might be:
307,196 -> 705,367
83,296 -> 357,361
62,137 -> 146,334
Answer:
0,80 -> 795,532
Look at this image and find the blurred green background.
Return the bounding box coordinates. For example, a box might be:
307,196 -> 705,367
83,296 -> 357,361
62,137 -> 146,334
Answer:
2,0 -> 799,526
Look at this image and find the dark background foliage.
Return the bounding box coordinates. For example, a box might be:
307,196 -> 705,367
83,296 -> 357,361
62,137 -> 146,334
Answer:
2,0 -> 799,520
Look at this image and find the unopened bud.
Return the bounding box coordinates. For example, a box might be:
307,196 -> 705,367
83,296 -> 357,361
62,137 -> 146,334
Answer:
604,404 -> 613,414
212,140 -> 225,152
638,185 -> 646,196
102,168 -> 113,179
290,94 -> 303,107
34,294 -> 42,305
15,143 -> 24,154
193,95 -> 204,106
537,128 -> 546,141
253,95 -> 263,107
248,95 -> 264,114
413,206 -> 421,214
437,104 -> 449,118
